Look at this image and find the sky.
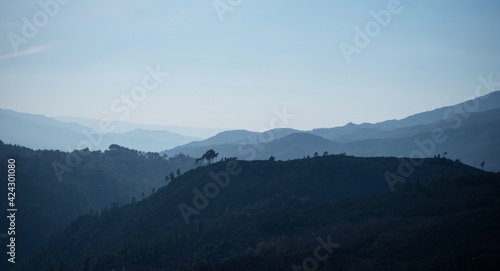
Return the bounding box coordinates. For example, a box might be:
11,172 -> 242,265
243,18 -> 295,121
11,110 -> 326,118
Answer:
0,0 -> 499,132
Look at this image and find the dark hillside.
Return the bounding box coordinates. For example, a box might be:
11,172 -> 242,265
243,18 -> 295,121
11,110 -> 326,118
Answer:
21,156 -> 496,271
0,141 -> 195,267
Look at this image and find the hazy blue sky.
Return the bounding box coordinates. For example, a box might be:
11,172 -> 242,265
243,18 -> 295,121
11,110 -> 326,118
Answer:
1,0 -> 499,131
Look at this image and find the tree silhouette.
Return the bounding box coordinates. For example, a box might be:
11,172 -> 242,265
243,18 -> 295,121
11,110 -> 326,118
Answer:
200,149 -> 219,165
314,152 -> 319,158
176,168 -> 181,177
323,151 -> 329,156
481,161 -> 485,170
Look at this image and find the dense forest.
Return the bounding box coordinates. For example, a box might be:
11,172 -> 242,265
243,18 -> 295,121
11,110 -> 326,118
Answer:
17,155 -> 500,270
0,141 -> 195,265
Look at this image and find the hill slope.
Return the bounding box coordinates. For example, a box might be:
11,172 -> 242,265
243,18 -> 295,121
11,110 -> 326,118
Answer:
21,156 -> 494,271
0,142 -> 196,269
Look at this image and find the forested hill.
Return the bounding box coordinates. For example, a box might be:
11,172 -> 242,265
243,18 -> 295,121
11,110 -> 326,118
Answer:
0,141 -> 195,268
21,155 -> 499,271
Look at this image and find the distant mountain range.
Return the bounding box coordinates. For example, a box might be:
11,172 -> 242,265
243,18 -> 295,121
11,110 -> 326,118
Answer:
312,90 -> 500,142
54,116 -> 225,138
0,109 -> 201,152
162,91 -> 500,171
2,91 -> 499,169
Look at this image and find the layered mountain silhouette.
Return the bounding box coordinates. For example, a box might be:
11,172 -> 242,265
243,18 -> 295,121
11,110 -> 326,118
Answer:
0,109 -> 200,152
162,91 -> 500,171
2,91 -> 499,270
54,116 -> 223,138
2,91 -> 499,170
312,90 -> 500,141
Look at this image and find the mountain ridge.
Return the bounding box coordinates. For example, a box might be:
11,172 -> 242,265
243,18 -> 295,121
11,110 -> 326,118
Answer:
311,90 -> 500,141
